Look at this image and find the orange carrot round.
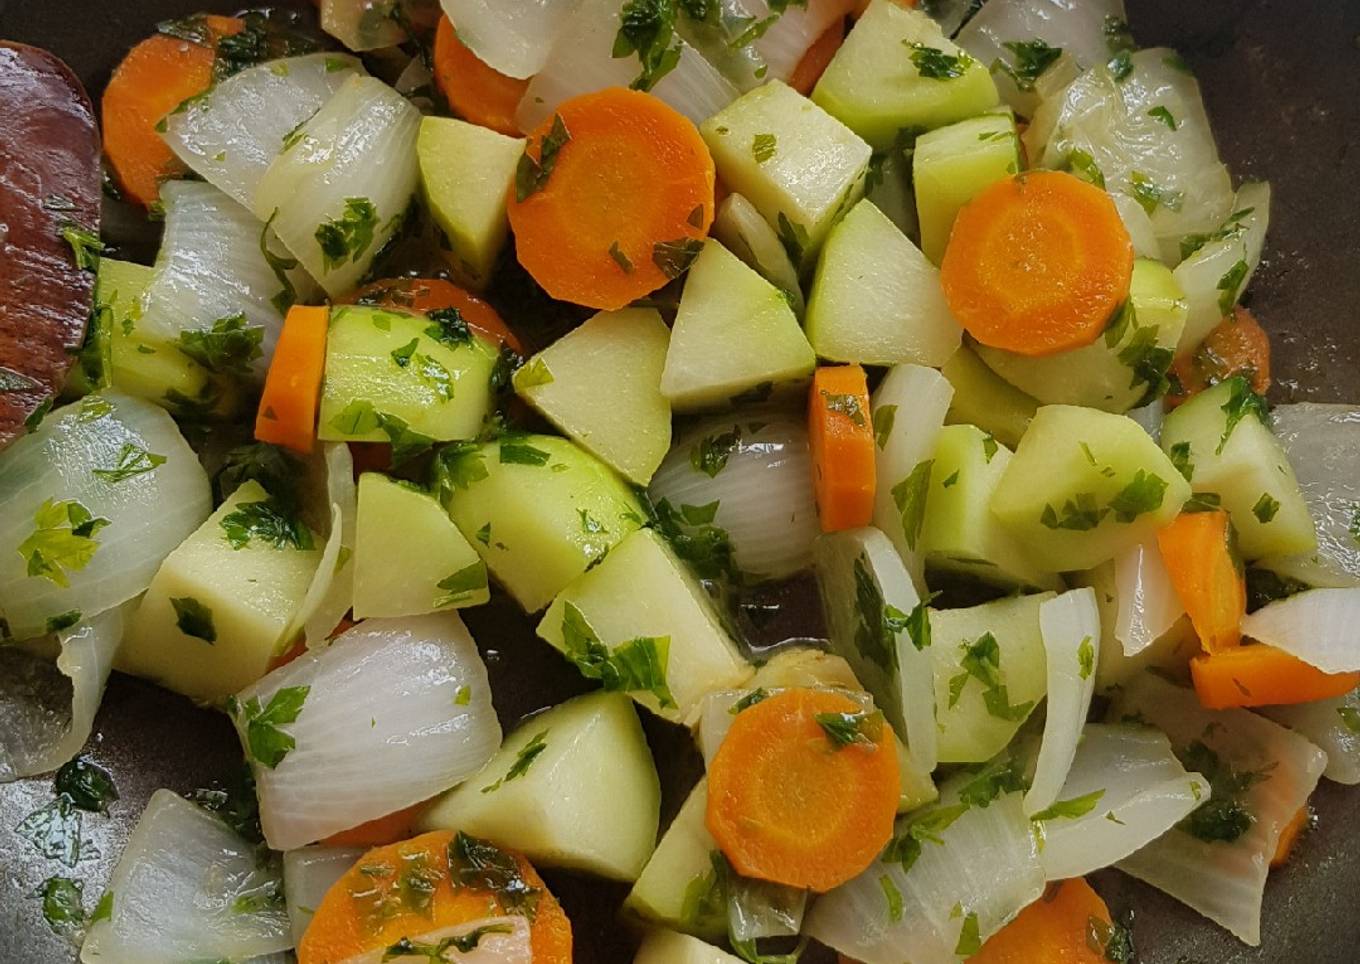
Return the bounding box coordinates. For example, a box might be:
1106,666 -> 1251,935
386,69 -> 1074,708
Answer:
433,16 -> 527,137
972,878 -> 1114,963
322,801 -> 430,848
789,20 -> 846,96
1168,306 -> 1271,409
102,17 -> 243,208
256,305 -> 329,454
1271,806 -> 1310,867
506,87 -> 715,311
346,276 -> 523,353
940,170 -> 1134,357
809,365 -> 876,532
1190,645 -> 1360,710
705,687 -> 899,892
299,830 -> 571,964
1156,509 -> 1245,654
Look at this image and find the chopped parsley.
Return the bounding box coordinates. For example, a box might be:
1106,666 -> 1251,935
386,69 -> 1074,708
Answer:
880,874 -> 904,922
1086,913 -> 1136,963
1168,441 -> 1194,481
614,0 -> 683,91
436,562 -> 487,607
447,831 -> 541,918
1252,492 -> 1281,524
821,390 -> 867,428
957,756 -> 1027,808
1336,706 -> 1360,735
228,685 -> 310,769
1148,105 -> 1179,129
873,405 -> 897,448
54,757 -> 118,813
948,633 -> 1034,721
19,499 -> 110,587
1117,325 -> 1174,406
36,876 -> 85,935
608,241 -> 634,273
424,306 -> 474,348
171,596 -> 216,642
59,221 -> 103,272
1107,470 -> 1168,523
92,442 -> 166,483
500,439 -> 551,465
178,313 -> 264,376
46,611 -> 82,633
1216,375 -> 1270,454
559,601 -> 676,707
515,113 -> 571,201
815,710 -> 883,749
891,459 -> 933,551
1176,739 -> 1267,843
1183,491 -> 1222,513
1180,206 -> 1257,260
955,911 -> 982,956
907,43 -> 974,80
260,210 -> 299,314
730,688 -> 770,714
383,924 -> 516,961
775,212 -> 809,265
1032,788 -> 1106,822
690,427 -> 741,477
883,802 -> 968,874
1067,148 -> 1106,188
390,338 -> 419,368
314,197 -> 379,272
652,236 -> 705,279
752,132 -> 777,163
650,496 -> 739,582
220,497 -> 314,551
1041,492 -> 1105,531
1129,171 -> 1184,215
1078,636 -> 1095,680
516,358 -> 554,389
1217,258 -> 1250,317
481,729 -> 550,793
992,39 -> 1061,92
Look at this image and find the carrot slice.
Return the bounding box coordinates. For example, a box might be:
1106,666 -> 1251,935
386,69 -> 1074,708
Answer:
705,687 -> 899,892
1190,644 -> 1360,710
102,17 -> 244,208
255,305 -> 329,454
1168,306 -> 1271,409
973,878 -> 1116,963
433,16 -> 528,137
1271,806 -> 1310,867
1156,510 -> 1245,654
506,87 -> 715,311
940,170 -> 1134,357
809,365 -> 876,532
298,829 -> 571,964
322,801 -> 430,848
789,20 -> 846,96
345,276 -> 523,353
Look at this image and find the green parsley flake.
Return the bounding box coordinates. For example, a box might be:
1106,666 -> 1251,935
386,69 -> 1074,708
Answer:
1216,375 -> 1270,454
448,832 -> 542,918
481,729 -> 549,794
752,132 -> 777,163
907,43 -> 974,80
171,596 -> 216,642
880,874 -> 904,922
955,911 -> 982,956
55,756 -> 118,813
1032,788 -> 1106,822
220,498 -> 314,551
608,240 -> 634,273
1148,105 -> 1179,129
92,442 -> 166,483
228,685 -> 310,769
690,427 -> 741,478
1169,441 -> 1194,481
891,459 -> 933,550
559,601 -> 676,707
993,39 -> 1062,91
1217,259 -> 1250,317
178,313 -> 264,377
60,222 -> 103,271
315,197 -> 379,272
46,610 -> 82,633
1252,492 -> 1280,524
883,802 -> 968,874
515,113 -> 571,201
37,876 -> 85,935
873,404 -> 897,449
436,562 -> 486,607
652,236 -> 704,279
19,499 -> 110,587
1078,636 -> 1095,680
1129,170 -> 1184,215
815,710 -> 883,749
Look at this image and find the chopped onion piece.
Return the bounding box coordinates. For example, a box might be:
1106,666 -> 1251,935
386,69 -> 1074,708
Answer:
955,0 -> 1127,115
0,392 -> 210,641
79,790 -> 291,964
1113,538 -> 1184,657
648,409 -> 820,582
728,872 -> 805,944
139,181 -> 318,372
746,0 -> 857,83
1172,181 -> 1271,354
675,0 -> 770,92
0,605 -> 126,781
236,612 -> 501,850
160,53 -> 363,210
344,916 -> 532,964
1240,588 -> 1360,674
290,443 -> 357,648
440,0 -> 581,79
1262,687 -> 1360,786
282,844 -> 363,946
254,75 -> 421,298
806,776 -> 1043,964
1032,49 -> 1234,260
1037,723 -> 1209,880
870,364 -> 954,592
1257,403 -> 1360,587
1025,588 -> 1100,814
814,526 -> 937,771
711,193 -> 804,316
1107,672 -> 1327,946
516,0 -> 738,132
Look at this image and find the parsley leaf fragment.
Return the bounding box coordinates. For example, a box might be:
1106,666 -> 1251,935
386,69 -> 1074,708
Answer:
228,685 -> 310,769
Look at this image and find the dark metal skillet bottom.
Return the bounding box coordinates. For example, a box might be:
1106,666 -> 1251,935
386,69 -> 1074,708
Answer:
1,1 -> 1358,961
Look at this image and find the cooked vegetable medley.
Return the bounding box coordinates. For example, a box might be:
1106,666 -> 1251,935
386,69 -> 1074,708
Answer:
4,1 -> 1359,962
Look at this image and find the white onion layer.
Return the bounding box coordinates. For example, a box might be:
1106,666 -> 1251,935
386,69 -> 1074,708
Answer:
254,75 -> 421,299
291,443 -> 358,648
1113,538 -> 1184,657
0,392 -> 210,641
746,0 -> 857,82
516,0 -> 738,132
79,790 -> 291,964
1262,687 -> 1360,786
1172,181 -> 1271,355
237,612 -> 501,851
870,364 -> 954,592
160,53 -> 363,210
1037,723 -> 1209,880
282,844 -> 363,946
440,0 -> 581,79
0,605 -> 126,781
138,181 -> 317,372
1025,588 -> 1100,814
1258,403 -> 1360,587
1240,588 -> 1360,674
1107,672 -> 1327,946
806,781 -> 1043,964
649,408 -> 820,582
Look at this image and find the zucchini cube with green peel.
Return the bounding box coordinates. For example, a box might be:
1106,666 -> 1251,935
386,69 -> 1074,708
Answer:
812,0 -> 1000,151
700,80 -> 871,269
991,405 -> 1191,571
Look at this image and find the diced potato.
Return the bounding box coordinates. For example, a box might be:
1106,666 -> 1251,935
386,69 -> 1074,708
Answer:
624,779 -> 724,940
635,930 -> 744,964
914,110 -> 1019,264
940,345 -> 1038,449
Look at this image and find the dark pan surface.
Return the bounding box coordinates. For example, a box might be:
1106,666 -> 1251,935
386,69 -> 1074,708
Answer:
2,1 -> 1358,961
